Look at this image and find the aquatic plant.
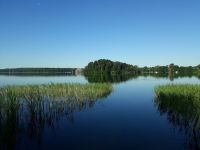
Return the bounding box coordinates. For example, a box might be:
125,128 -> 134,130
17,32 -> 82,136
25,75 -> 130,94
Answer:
155,84 -> 200,103
0,83 -> 112,149
0,83 -> 112,100
155,84 -> 200,150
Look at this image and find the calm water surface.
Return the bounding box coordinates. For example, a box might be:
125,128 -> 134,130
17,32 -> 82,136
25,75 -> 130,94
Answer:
0,75 -> 199,150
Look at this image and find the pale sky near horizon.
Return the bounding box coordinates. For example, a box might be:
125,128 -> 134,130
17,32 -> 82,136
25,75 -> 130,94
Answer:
0,0 -> 200,68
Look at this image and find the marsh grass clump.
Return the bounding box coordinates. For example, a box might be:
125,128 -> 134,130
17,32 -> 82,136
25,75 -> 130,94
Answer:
155,84 -> 200,121
0,83 -> 113,100
0,83 -> 112,149
155,84 -> 200,149
155,84 -> 200,102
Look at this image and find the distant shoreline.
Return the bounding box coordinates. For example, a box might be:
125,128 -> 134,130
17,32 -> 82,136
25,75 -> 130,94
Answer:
0,68 -> 83,76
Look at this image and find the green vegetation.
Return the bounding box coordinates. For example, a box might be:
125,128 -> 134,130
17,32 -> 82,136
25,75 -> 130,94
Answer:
84,59 -> 200,83
155,84 -> 200,101
140,64 -> 197,75
155,84 -> 200,149
84,59 -> 200,78
0,60 -> 199,78
0,83 -> 112,100
0,83 -> 112,149
194,65 -> 200,77
84,59 -> 139,75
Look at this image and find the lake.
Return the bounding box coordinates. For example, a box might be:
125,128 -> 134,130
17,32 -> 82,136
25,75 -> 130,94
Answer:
0,75 -> 199,150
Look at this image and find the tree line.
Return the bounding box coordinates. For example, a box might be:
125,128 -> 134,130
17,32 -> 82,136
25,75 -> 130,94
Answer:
84,59 -> 200,76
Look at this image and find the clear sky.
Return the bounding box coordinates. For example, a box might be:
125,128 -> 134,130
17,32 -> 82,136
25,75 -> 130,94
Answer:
0,0 -> 200,68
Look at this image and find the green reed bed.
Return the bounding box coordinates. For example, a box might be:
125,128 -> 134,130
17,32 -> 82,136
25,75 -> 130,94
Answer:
155,84 -> 200,124
155,84 -> 200,101
155,84 -> 200,148
0,83 -> 113,101
0,83 -> 112,149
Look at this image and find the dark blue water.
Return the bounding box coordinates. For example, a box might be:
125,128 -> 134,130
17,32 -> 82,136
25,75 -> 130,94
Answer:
0,75 -> 199,150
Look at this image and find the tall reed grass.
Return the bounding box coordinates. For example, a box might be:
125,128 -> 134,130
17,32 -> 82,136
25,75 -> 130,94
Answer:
0,83 -> 113,100
155,84 -> 200,101
154,84 -> 200,149
0,83 -> 113,149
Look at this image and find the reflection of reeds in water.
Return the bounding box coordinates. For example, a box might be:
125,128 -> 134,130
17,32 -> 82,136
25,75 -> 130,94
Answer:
0,83 -> 112,149
155,84 -> 200,150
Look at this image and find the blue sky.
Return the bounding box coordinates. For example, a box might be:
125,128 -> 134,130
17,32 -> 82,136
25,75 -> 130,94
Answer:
0,0 -> 200,68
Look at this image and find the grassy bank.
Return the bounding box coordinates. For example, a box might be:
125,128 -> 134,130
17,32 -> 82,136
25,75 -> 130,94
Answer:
0,83 -> 113,100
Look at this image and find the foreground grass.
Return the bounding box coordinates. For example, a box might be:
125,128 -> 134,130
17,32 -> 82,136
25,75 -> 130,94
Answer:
155,84 -> 200,101
155,84 -> 200,119
0,83 -> 113,149
0,83 -> 113,100
154,84 -> 200,149
155,84 -> 200,128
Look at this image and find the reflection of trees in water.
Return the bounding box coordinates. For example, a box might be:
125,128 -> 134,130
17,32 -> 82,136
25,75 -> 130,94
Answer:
85,73 -> 200,83
155,95 -> 200,150
133,73 -> 200,81
85,73 -> 138,83
0,90 -> 111,149
142,73 -> 195,81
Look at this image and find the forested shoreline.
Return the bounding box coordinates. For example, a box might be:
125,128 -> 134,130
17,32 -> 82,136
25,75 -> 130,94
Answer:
84,59 -> 200,76
0,59 -> 199,77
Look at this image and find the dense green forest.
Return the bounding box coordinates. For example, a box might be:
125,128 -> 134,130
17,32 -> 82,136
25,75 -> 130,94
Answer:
84,59 -> 140,75
84,59 -> 200,76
